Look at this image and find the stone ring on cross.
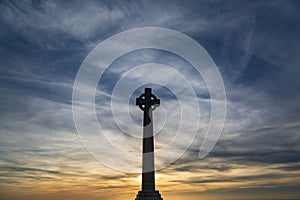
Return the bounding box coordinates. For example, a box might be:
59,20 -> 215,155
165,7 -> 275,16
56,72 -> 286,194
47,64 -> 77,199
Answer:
136,88 -> 160,112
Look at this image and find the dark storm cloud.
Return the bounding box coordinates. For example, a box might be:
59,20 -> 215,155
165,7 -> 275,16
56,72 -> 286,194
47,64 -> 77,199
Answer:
175,123 -> 300,169
0,166 -> 59,174
211,149 -> 300,165
274,163 -> 300,172
174,173 -> 290,184
174,163 -> 232,173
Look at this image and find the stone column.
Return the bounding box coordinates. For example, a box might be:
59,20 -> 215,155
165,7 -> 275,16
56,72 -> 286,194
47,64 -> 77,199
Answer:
135,88 -> 163,200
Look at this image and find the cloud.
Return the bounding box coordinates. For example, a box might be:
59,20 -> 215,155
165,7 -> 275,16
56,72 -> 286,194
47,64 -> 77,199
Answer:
0,0 -> 300,199
0,0 -> 126,48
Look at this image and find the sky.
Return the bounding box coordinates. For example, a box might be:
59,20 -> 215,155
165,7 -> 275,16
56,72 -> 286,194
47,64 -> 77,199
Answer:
0,0 -> 300,200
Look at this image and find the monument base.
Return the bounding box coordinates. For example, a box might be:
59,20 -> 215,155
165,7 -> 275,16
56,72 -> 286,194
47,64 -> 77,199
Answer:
135,190 -> 163,200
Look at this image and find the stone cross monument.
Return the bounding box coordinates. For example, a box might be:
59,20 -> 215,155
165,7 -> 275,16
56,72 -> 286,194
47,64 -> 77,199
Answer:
135,88 -> 163,200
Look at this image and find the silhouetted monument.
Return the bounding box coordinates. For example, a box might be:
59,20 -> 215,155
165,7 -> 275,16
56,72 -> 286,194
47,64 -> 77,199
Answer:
135,88 -> 163,200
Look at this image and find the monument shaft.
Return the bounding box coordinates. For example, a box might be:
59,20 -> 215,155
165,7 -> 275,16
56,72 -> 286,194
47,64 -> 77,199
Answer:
135,88 -> 163,200
142,109 -> 155,190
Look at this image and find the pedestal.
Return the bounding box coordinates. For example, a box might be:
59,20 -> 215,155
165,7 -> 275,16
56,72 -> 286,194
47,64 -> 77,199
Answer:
135,190 -> 163,200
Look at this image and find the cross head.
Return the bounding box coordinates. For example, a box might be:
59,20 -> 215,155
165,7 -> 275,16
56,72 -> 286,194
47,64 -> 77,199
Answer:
136,88 -> 160,112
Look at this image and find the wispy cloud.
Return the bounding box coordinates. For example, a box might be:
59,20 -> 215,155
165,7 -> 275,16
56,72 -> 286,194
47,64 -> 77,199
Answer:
0,0 -> 300,199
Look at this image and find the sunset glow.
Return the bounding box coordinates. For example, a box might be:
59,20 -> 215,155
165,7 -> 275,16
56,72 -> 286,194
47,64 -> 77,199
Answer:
1,1 -> 300,200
